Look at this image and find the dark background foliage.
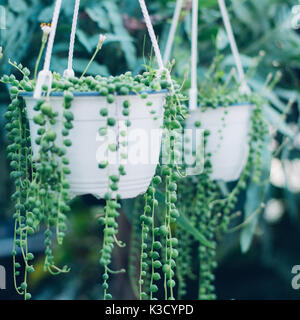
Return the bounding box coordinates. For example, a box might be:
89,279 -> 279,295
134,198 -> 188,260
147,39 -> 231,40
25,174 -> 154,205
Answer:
0,0 -> 300,300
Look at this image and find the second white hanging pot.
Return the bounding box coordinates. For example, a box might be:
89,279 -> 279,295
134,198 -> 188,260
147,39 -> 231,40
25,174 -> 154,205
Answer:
186,103 -> 253,182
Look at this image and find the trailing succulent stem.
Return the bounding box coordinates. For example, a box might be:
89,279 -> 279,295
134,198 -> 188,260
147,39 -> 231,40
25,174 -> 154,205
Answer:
2,59 -> 183,300
2,49 -> 268,301
173,88 -> 269,300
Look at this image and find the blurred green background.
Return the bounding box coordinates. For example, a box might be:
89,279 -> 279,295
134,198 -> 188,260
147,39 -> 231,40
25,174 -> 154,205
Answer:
0,0 -> 300,300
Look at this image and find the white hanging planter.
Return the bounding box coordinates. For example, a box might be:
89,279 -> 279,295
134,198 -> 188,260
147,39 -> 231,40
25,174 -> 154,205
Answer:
186,103 -> 253,182
22,91 -> 166,199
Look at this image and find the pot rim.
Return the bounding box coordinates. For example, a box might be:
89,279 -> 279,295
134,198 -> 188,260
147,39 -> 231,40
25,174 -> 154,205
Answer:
195,102 -> 254,109
19,89 -> 168,98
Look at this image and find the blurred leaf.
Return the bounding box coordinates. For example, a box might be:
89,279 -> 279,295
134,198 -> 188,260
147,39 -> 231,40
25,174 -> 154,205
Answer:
38,5 -> 54,22
85,6 -> 110,30
73,58 -> 109,76
222,54 -> 256,69
199,0 -> 218,8
249,78 -> 287,112
240,134 -> 272,253
177,211 -> 216,249
76,29 -> 95,53
51,57 -> 109,76
275,88 -> 298,101
216,28 -> 229,51
121,199 -> 136,224
281,144 -> 300,223
263,103 -> 295,139
61,1 -> 76,17
8,0 -> 26,13
102,1 -> 136,70
105,33 -> 134,43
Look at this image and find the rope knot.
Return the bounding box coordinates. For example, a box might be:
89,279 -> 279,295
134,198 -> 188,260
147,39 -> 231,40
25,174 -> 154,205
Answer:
34,70 -> 52,99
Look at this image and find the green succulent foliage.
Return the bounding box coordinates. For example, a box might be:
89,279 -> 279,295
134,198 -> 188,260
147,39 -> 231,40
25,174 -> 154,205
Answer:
1,0 -> 299,301
161,51 -> 277,299
1,49 -> 188,300
2,66 -> 73,300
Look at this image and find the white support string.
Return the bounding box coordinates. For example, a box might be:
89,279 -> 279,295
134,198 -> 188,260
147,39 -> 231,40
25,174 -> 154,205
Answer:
218,0 -> 250,94
138,0 -> 174,93
138,0 -> 164,70
34,0 -> 171,98
34,0 -> 62,98
163,0 -> 183,66
64,0 -> 80,78
189,0 -> 198,111
43,0 -> 62,72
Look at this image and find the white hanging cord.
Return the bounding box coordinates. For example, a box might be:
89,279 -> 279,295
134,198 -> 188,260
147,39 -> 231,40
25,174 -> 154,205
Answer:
64,0 -> 80,78
163,0 -> 183,66
138,0 -> 174,93
43,0 -> 62,72
189,0 -> 198,111
138,0 -> 164,70
34,0 -> 62,98
218,0 -> 250,94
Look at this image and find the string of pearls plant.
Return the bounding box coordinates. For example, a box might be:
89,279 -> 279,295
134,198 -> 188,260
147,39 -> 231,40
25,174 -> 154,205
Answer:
1,20 -> 189,299
128,54 -> 270,300
173,82 -> 269,300
1,23 -> 271,301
